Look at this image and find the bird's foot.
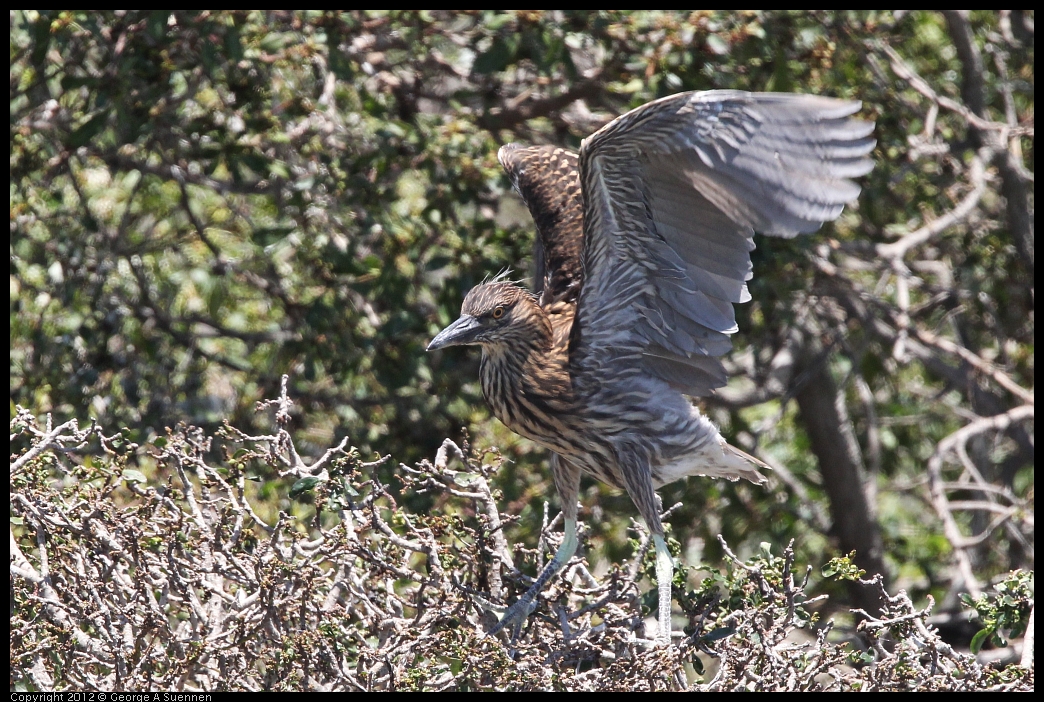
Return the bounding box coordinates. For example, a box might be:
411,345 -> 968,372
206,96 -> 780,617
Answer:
485,517 -> 579,642
485,592 -> 540,640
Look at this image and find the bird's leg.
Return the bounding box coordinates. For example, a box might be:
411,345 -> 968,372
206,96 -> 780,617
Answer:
618,445 -> 675,645
488,455 -> 581,640
650,494 -> 675,645
488,515 -> 577,639
652,533 -> 674,644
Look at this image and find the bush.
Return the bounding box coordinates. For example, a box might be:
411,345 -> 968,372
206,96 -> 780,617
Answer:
11,381 -> 1033,691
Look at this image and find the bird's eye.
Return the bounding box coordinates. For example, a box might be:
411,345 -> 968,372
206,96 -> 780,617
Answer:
492,307 -> 504,319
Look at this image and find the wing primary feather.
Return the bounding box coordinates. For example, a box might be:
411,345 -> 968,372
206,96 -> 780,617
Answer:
568,90 -> 874,395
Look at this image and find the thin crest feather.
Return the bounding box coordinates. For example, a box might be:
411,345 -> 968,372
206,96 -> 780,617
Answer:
482,268 -> 531,293
483,268 -> 522,285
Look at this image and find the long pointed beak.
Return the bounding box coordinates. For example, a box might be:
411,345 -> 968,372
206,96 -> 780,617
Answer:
427,314 -> 483,351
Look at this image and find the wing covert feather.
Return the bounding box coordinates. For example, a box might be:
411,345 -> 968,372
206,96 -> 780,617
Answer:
498,144 -> 584,307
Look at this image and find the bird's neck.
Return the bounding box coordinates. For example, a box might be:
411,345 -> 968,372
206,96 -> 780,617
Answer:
478,306 -> 576,449
480,306 -> 554,384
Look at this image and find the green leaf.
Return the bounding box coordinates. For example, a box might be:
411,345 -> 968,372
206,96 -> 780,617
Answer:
702,626 -> 736,643
251,226 -> 295,247
29,14 -> 52,67
472,36 -> 519,74
68,113 -> 108,148
483,13 -> 514,31
122,469 -> 148,484
60,75 -> 95,91
146,11 -> 170,39
453,472 -> 480,487
290,476 -> 321,498
269,160 -> 290,179
706,34 -> 729,56
260,32 -> 288,53
969,628 -> 991,654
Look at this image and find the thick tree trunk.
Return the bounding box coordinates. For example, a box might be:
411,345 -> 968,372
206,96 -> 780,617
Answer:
794,340 -> 888,616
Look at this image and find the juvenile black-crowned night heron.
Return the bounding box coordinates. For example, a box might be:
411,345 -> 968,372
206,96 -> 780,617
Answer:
428,90 -> 874,643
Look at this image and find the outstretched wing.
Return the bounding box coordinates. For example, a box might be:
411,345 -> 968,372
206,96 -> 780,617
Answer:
498,144 -> 584,307
570,90 -> 875,396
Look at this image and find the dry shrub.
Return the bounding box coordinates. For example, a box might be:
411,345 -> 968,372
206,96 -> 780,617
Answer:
10,380 -> 1033,691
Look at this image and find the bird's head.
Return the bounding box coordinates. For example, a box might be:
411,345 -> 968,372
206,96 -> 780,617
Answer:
427,282 -> 543,351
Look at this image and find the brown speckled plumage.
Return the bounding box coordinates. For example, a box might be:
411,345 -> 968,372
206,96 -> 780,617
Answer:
429,90 -> 875,641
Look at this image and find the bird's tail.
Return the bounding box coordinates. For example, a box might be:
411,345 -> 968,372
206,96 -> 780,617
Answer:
655,436 -> 769,488
722,441 -> 770,486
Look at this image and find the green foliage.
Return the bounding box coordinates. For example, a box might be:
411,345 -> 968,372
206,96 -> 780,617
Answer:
961,570 -> 1033,654
823,552 -> 867,581
10,9 -> 1035,653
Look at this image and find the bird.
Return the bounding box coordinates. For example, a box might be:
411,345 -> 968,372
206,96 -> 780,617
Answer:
427,90 -> 875,643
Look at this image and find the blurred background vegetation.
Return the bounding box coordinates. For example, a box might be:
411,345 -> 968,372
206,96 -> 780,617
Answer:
10,10 -> 1034,632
